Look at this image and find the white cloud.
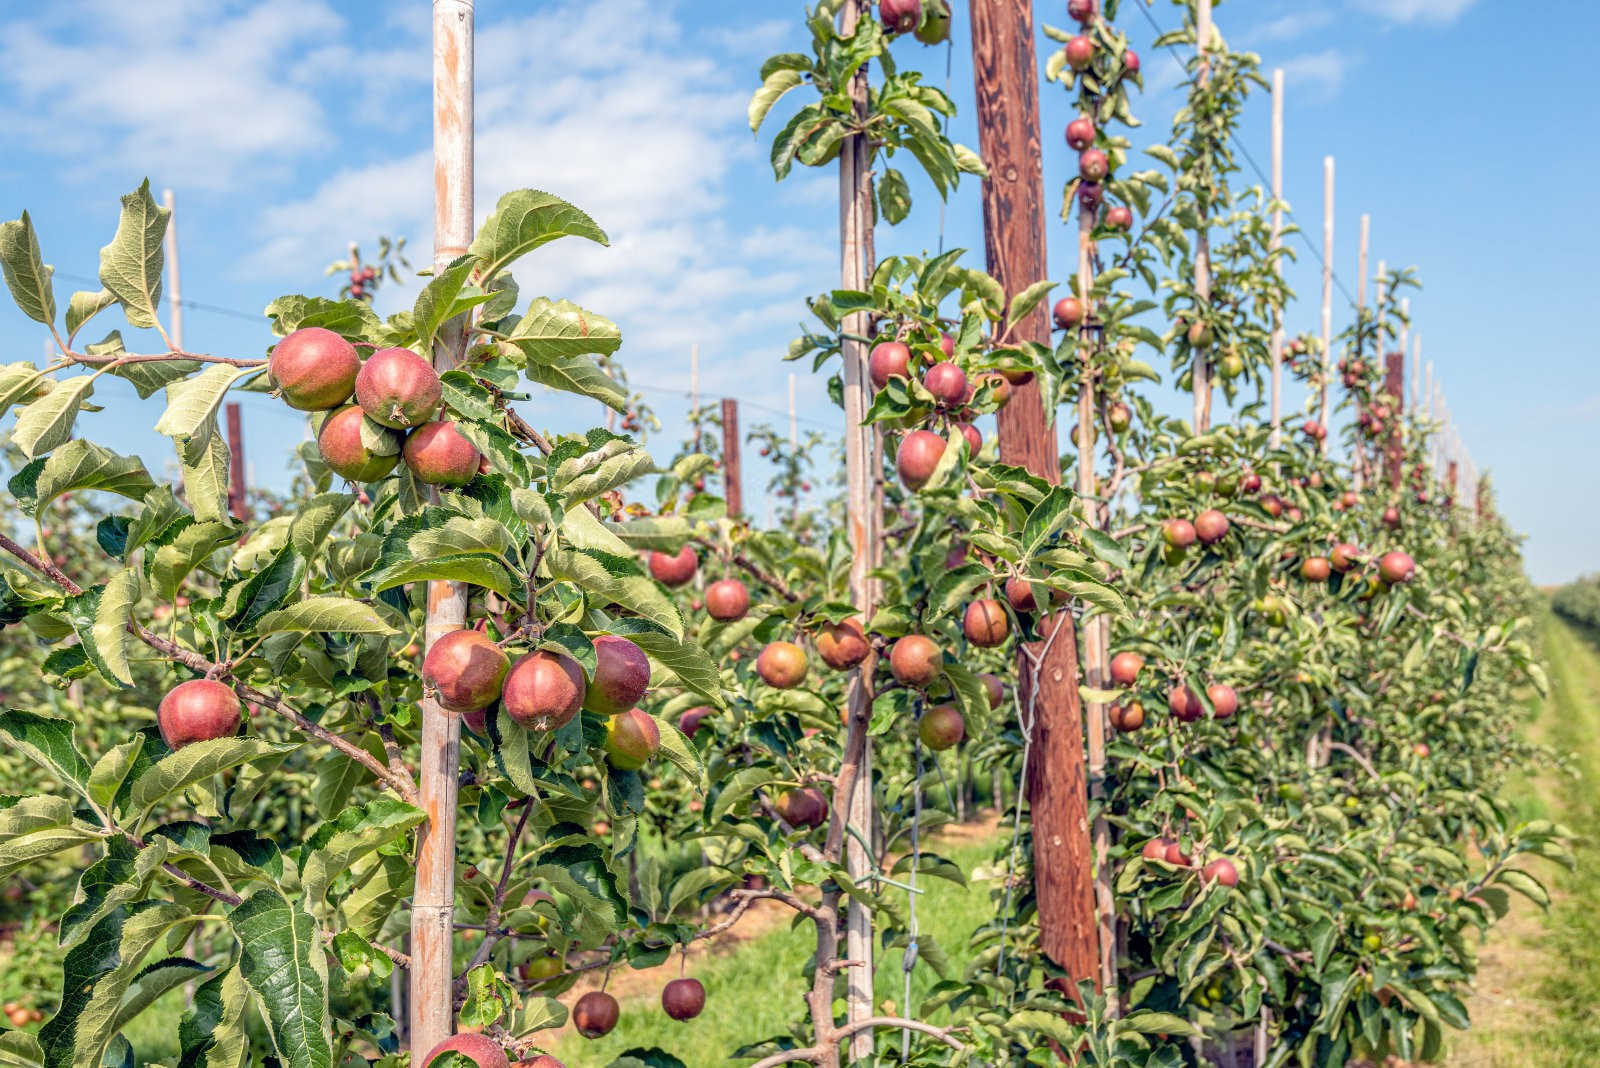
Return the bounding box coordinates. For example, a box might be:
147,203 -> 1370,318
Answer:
1350,0 -> 1477,24
1247,10 -> 1335,43
0,0 -> 354,188
1280,49 -> 1350,97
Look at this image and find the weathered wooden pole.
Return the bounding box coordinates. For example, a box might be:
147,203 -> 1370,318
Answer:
1267,68 -> 1284,449
721,398 -> 742,517
225,403 -> 247,521
837,3 -> 879,1057
412,0 -> 473,1055
1384,347 -> 1404,489
1192,0 -> 1215,433
1318,158 -> 1333,454
971,0 -> 1100,992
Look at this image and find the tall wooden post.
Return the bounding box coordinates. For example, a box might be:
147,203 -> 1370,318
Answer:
1267,68 -> 1284,449
413,0 -> 473,1055
1383,349 -> 1404,489
837,4 -> 879,1057
1191,0 -> 1214,433
162,189 -> 183,350
971,0 -> 1099,991
225,403 -> 247,521
721,398 -> 742,517
1318,158 -> 1333,454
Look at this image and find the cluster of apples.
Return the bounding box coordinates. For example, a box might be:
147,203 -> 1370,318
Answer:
269,327 -> 483,487
1059,0 -> 1141,214
878,0 -> 952,44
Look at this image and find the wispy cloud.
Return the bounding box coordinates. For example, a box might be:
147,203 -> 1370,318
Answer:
1280,48 -> 1351,98
1350,0 -> 1477,25
1247,9 -> 1336,44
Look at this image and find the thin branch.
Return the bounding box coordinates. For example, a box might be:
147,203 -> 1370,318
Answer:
458,803 -> 535,982
0,531 -> 85,595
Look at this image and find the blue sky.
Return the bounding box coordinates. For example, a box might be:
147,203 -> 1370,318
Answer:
0,0 -> 1592,583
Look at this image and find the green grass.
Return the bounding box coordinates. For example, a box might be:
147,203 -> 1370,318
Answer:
1450,613 -> 1600,1065
549,831 -> 1003,1065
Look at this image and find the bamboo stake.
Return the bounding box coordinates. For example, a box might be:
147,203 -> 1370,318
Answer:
1192,0 -> 1214,433
162,189 -> 183,350
1318,158 -> 1333,455
412,0 -> 474,1055
1267,68 -> 1284,449
838,4 -> 878,1058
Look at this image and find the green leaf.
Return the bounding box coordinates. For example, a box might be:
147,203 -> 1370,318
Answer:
489,706 -> 542,798
0,795 -> 73,844
1082,527 -> 1129,571
0,709 -> 93,801
1495,867 -> 1550,907
289,493 -> 357,560
0,822 -> 100,881
13,375 -> 95,458
544,547 -> 684,638
1021,485 -> 1075,558
107,358 -> 202,400
551,436 -> 654,504
153,364 -> 262,458
66,289 -> 117,343
97,181 -> 168,329
469,189 -> 609,282
127,737 -> 297,828
653,715 -> 706,791
299,798 -> 425,909
505,297 -> 623,360
1119,1010 -> 1201,1038
340,853 -> 411,942
8,440 -> 154,518
749,68 -> 805,132
0,1030 -> 42,1068
264,295 -> 381,339
606,617 -> 721,704
110,957 -> 210,1033
177,965 -> 250,1068
227,889 -> 333,1068
148,520 -> 238,600
412,256 -> 478,354
603,514 -> 694,551
87,736 -> 145,811
711,765 -> 773,823
0,362 -> 47,421
181,430 -> 233,524
1005,279 -> 1056,330
253,597 -> 395,636
0,211 -> 55,324
877,167 -> 912,225
365,554 -> 516,601
65,569 -> 140,688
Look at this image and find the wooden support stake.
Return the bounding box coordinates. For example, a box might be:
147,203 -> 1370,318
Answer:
1318,158 -> 1334,455
412,0 -> 474,1055
1192,0 -> 1214,433
1383,347 -> 1404,489
225,402 -> 247,521
162,189 -> 183,350
837,5 -> 879,1058
721,398 -> 742,517
971,0 -> 1099,992
1267,68 -> 1284,449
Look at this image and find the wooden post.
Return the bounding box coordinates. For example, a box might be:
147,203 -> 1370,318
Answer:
1357,215 -> 1370,311
721,398 -> 742,517
1319,158 -> 1333,455
1383,348 -> 1404,489
971,0 -> 1100,991
225,402 -> 247,521
1267,68 -> 1284,449
837,4 -> 879,1058
162,189 -> 183,350
1192,0 -> 1214,433
413,0 -> 473,1055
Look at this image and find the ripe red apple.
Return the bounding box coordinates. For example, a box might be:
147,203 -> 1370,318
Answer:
1260,494 -> 1285,518
678,705 -> 712,738
1414,742 -> 1431,758
422,630 -> 510,713
919,704 -> 965,750
777,785 -> 830,828
582,635 -> 650,716
662,977 -> 706,1021
403,421 -> 481,487
889,634 -> 943,688
1109,702 -> 1145,732
816,619 -> 870,670
158,679 -> 241,750
318,405 -> 401,482
269,327 -> 359,410
897,430 -> 946,490
1165,842 -> 1192,866
937,331 -> 955,357
1162,519 -> 1197,549
1124,49 -> 1140,73
1065,34 -> 1095,70
1003,576 -> 1037,613
962,598 -> 1009,648
880,0 -> 921,33
1141,838 -> 1169,862
956,421 -> 982,454
869,341 -> 912,389
1301,419 -> 1326,442
422,1033 -> 509,1068
1378,550 -> 1415,585
1105,205 -> 1133,231
1168,685 -> 1203,723
502,650 -> 586,731
649,545 -> 698,586
1382,506 -> 1402,529
604,708 -> 660,770
1301,556 -> 1331,582
756,641 -> 808,688
1202,857 -> 1239,887
1194,509 -> 1230,545
922,361 -> 968,406
1065,116 -> 1096,150
1078,181 -> 1103,209
1330,542 -> 1360,572
573,991 -> 620,1039
705,578 -> 750,622
980,673 -> 1005,709
355,347 -> 442,429
1078,148 -> 1109,182
1068,0 -> 1097,23
1206,683 -> 1237,720
1240,472 -> 1262,494
1109,651 -> 1143,686
1053,297 -> 1084,330
523,1057 -> 565,1068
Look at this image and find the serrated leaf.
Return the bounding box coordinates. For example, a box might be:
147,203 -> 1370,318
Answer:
86,736 -> 146,813
469,189 -> 609,282
97,181 -> 168,329
13,375 -> 95,458
299,798 -> 425,908
263,295 -> 381,339
126,737 -> 297,827
0,362 -> 46,421
154,364 -> 261,456
9,440 -> 154,518
66,289 -> 117,343
0,709 -> 93,801
110,957 -> 210,1033
0,211 -> 55,325
653,715 -> 706,791
606,617 -> 721,704
544,547 -> 684,638
227,889 -> 332,1068
65,569 -> 140,688
177,964 -> 250,1068
413,256 -> 478,354
253,597 -> 395,636
340,853 -> 411,942
289,493 -> 357,560
181,431 -> 233,524
749,68 -> 805,132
